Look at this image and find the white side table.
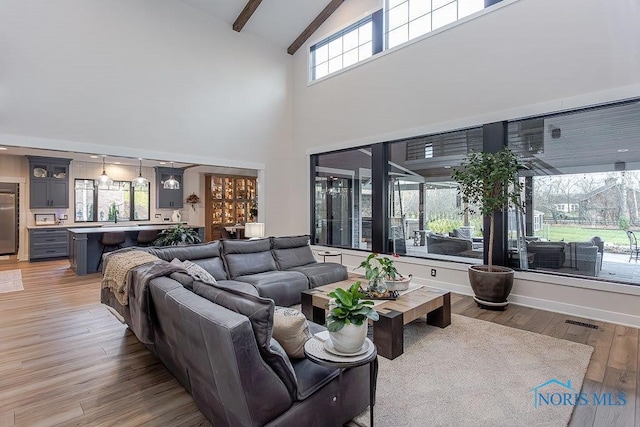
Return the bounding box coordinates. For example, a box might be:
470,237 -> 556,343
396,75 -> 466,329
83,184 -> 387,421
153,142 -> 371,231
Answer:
315,250 -> 343,264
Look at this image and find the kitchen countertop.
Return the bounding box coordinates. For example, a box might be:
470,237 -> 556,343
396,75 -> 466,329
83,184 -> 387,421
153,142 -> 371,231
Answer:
68,223 -> 204,233
27,222 -> 188,230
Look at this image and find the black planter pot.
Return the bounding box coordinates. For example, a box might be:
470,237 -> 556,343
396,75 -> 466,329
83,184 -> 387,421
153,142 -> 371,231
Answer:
467,265 -> 514,310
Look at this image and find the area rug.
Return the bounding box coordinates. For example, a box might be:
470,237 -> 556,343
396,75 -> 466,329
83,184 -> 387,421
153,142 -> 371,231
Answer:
0,269 -> 24,293
354,314 -> 594,427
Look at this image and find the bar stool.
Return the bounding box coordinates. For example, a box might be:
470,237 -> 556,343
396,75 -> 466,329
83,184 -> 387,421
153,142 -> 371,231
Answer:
136,229 -> 159,247
97,232 -> 126,271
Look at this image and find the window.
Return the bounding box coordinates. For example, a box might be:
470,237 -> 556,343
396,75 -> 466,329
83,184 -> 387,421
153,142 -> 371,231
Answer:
313,148 -> 373,249
387,0 -> 487,49
310,10 -> 383,81
75,179 -> 149,222
310,98 -> 640,287
508,99 -> 640,285
309,1 -> 502,81
389,127 -> 484,259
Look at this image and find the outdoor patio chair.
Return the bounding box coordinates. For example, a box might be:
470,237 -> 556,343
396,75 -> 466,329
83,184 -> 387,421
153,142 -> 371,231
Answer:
626,230 -> 640,262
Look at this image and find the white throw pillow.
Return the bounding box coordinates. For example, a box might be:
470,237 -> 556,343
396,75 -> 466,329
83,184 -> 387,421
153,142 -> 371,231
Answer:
273,306 -> 312,359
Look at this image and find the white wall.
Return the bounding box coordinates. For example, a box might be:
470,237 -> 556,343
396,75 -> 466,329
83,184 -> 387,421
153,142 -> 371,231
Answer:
293,0 -> 640,326
290,0 -> 640,235
0,0 -> 293,235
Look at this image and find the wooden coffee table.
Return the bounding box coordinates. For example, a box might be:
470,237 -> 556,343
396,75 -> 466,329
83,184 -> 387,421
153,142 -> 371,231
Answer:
301,277 -> 451,360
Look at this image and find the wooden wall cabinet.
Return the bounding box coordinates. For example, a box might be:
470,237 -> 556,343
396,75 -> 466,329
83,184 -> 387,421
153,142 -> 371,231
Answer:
27,156 -> 71,209
207,175 -> 257,240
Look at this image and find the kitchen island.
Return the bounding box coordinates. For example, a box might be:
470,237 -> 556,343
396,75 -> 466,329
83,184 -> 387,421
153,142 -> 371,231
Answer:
68,224 -> 205,276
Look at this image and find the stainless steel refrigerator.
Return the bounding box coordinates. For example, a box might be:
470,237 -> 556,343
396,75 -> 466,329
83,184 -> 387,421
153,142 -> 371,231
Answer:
0,192 -> 17,255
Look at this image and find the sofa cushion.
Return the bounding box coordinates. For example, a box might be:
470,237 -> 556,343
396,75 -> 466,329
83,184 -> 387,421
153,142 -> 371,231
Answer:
236,270 -> 309,307
273,306 -> 312,359
288,263 -> 348,288
147,241 -> 228,280
271,235 -> 318,270
191,281 -> 298,397
191,258 -> 227,282
222,239 -> 277,278
271,235 -> 311,249
173,258 -> 218,285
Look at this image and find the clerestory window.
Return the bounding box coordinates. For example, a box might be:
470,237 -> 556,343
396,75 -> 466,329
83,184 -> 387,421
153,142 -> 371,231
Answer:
386,0 -> 487,49
310,10 -> 383,81
309,1 -> 503,82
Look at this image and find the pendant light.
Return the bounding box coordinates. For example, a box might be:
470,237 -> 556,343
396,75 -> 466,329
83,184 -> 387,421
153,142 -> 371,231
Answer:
163,162 -> 180,190
133,159 -> 148,187
96,156 -> 113,187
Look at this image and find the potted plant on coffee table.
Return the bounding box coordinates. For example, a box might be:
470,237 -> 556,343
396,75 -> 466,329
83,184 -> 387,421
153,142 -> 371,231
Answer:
356,253 -> 412,292
326,282 -> 379,354
451,148 -> 524,309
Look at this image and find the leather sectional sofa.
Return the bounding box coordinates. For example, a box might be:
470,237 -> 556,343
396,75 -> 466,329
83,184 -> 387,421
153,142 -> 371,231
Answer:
101,235 -> 372,426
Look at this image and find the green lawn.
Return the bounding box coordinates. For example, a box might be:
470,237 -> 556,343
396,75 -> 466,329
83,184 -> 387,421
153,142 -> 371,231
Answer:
533,225 -> 630,246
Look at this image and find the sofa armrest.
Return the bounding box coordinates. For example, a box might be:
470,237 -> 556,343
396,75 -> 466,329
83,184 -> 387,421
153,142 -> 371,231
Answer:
149,279 -> 293,426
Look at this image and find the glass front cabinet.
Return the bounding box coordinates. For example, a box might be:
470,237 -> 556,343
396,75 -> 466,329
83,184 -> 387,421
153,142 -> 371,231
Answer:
27,156 -> 71,208
208,175 -> 258,228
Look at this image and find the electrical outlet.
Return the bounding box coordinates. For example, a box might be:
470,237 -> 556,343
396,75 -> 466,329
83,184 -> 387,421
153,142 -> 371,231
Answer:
430,269 -> 437,277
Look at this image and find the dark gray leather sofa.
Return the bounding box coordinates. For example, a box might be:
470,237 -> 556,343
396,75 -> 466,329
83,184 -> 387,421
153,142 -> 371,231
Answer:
146,235 -> 347,306
148,274 -> 370,427
101,235 -> 366,426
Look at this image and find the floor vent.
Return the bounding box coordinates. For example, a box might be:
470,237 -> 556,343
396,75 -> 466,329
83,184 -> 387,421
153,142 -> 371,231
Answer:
565,319 -> 598,329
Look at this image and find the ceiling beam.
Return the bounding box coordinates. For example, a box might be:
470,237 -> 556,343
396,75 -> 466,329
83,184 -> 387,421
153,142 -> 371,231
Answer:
287,0 -> 345,55
233,0 -> 263,32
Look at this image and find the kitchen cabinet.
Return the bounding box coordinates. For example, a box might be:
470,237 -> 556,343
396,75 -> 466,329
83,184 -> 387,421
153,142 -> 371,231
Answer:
27,156 -> 71,208
155,167 -> 184,208
29,227 -> 69,260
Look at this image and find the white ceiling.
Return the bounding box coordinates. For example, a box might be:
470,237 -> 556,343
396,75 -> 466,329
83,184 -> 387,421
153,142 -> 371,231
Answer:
177,0 -> 332,49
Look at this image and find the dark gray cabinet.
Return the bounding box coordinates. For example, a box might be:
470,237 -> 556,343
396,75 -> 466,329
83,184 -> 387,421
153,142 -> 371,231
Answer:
29,227 -> 69,260
28,156 -> 71,208
155,167 -> 183,208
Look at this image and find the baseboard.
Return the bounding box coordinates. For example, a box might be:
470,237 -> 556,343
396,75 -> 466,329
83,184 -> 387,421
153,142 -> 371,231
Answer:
507,294 -> 640,329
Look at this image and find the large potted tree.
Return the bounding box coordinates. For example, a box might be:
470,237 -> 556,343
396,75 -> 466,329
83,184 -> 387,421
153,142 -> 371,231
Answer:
451,148 -> 524,309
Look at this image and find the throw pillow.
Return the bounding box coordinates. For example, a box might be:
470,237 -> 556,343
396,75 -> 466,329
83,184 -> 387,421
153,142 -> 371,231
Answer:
181,259 -> 218,286
273,306 -> 312,359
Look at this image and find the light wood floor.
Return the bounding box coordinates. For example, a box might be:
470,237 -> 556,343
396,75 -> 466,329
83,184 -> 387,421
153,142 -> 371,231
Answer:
0,258 -> 637,426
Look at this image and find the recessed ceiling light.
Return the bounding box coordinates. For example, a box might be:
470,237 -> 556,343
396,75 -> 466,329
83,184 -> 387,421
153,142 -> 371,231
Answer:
159,162 -> 167,165
0,147 -> 7,151
617,148 -> 629,153
114,161 -> 121,165
443,165 -> 451,169
90,155 -> 99,158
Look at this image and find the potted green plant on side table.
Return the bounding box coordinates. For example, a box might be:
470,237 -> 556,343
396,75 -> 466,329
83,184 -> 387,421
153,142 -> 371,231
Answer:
327,282 -> 379,354
451,148 -> 524,310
